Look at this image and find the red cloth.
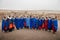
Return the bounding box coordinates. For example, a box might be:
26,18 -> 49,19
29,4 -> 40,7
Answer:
52,24 -> 56,33
12,23 -> 15,28
44,20 -> 48,30
24,22 -> 26,28
9,23 -> 13,29
4,25 -> 7,30
38,26 -> 42,30
42,23 -> 45,29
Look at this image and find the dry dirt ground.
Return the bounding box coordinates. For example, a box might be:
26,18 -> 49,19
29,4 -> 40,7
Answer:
0,21 -> 60,40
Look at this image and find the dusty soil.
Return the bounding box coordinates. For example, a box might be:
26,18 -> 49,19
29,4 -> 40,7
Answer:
0,21 -> 60,40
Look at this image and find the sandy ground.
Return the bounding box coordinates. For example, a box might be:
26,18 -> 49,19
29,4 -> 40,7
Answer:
0,21 -> 60,40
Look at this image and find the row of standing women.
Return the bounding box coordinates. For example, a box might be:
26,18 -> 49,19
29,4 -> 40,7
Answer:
2,15 -> 58,33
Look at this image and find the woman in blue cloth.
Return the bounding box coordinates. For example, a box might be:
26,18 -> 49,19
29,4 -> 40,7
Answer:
19,16 -> 24,29
8,16 -> 14,32
11,16 -> 15,30
2,16 -> 8,32
41,17 -> 45,30
52,16 -> 58,33
30,16 -> 33,29
15,16 -> 20,30
32,16 -> 36,29
35,16 -> 39,29
48,17 -> 52,32
25,16 -> 30,29
38,17 -> 42,30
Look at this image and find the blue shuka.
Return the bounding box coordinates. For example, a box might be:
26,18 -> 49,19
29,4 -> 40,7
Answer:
30,18 -> 36,29
2,18 -> 8,31
35,18 -> 39,29
26,17 -> 30,28
19,17 -> 24,29
32,18 -> 36,29
2,19 -> 6,31
41,18 -> 45,25
48,18 -> 52,30
6,18 -> 9,30
41,18 -> 45,29
15,17 -> 20,29
38,18 -> 42,27
52,19 -> 58,31
11,18 -> 15,24
30,17 -> 33,29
